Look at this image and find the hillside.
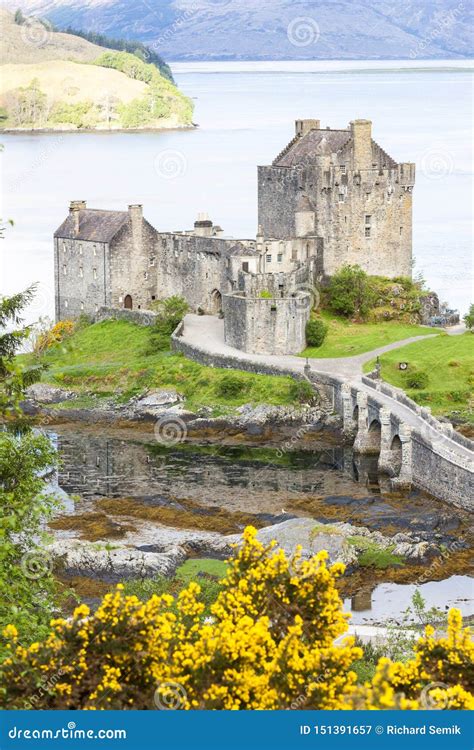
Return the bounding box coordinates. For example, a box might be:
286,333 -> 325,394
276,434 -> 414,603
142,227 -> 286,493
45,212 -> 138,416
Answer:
0,7 -> 106,64
2,0 -> 472,60
0,9 -> 193,130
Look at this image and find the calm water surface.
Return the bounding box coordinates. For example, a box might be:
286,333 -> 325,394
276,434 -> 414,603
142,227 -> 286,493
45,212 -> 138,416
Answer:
48,427 -> 474,623
1,60 -> 473,321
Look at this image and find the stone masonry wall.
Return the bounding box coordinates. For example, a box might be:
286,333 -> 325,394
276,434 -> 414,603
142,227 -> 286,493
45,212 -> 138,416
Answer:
54,237 -> 110,320
223,292 -> 310,355
155,234 -> 238,313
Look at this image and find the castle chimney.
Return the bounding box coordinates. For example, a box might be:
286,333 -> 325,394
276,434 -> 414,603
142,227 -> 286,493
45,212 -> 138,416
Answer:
194,212 -> 214,237
128,205 -> 143,250
69,200 -> 86,236
295,119 -> 320,137
350,120 -> 372,171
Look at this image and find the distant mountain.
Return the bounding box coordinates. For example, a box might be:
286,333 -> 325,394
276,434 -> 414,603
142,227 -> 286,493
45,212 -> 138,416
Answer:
2,0 -> 472,60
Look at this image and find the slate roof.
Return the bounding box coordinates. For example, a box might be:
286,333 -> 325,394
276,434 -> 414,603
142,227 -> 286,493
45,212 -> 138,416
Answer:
274,129 -> 353,167
54,209 -> 129,242
228,242 -> 258,257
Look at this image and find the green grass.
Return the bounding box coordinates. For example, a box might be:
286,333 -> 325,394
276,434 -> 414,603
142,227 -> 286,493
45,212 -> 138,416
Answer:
21,320 -> 299,412
347,535 -> 404,569
301,311 -> 437,359
363,333 -> 474,422
119,558 -> 227,614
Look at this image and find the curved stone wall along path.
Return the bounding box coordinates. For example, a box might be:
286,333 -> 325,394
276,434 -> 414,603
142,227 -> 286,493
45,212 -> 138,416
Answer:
172,315 -> 473,510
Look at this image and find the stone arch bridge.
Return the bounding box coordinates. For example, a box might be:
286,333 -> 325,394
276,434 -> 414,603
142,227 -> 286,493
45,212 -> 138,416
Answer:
167,314 -> 473,510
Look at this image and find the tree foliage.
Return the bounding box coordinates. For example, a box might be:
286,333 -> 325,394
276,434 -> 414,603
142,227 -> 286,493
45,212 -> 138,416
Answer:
463,303 -> 474,331
305,318 -> 328,347
326,265 -> 376,319
0,289 -> 60,649
63,27 -> 174,83
1,527 -> 472,709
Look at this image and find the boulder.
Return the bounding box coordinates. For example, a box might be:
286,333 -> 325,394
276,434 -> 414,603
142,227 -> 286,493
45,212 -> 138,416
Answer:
25,383 -> 77,404
48,539 -> 186,581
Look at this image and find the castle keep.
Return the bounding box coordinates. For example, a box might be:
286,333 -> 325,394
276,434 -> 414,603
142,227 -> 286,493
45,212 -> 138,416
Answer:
54,118 -> 415,355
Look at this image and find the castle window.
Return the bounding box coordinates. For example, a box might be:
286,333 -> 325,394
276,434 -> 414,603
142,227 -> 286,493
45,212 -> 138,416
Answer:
79,266 -> 83,278
62,243 -> 66,253
64,300 -> 68,309
365,215 -> 371,225
291,247 -> 297,261
242,262 -> 249,272
144,271 -> 148,280
149,256 -> 155,266
80,302 -> 84,310
400,226 -> 403,235
93,245 -> 97,256
266,254 -> 272,263
340,165 -> 346,173
344,216 -> 347,223
93,268 -> 97,280
63,265 -> 67,275
277,253 -> 283,263
79,244 -> 83,255
152,295 -> 156,300
365,226 -> 371,238
338,194 -> 344,203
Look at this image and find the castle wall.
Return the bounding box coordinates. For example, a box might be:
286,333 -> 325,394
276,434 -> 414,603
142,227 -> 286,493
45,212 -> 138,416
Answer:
257,165 -> 303,238
316,163 -> 413,279
108,218 -> 158,311
223,292 -> 309,355
54,237 -> 110,320
154,234 -> 241,313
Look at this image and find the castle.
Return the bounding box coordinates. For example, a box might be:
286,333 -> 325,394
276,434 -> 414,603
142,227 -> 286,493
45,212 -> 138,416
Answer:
54,118 -> 415,355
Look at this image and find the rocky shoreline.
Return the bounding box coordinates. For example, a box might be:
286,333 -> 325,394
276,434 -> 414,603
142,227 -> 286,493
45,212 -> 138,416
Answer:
22,383 -> 342,441
47,516 -> 445,583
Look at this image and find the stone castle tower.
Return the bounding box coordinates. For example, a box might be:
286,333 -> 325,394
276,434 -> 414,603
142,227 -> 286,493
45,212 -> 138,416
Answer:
258,119 -> 415,278
54,117 -> 415,355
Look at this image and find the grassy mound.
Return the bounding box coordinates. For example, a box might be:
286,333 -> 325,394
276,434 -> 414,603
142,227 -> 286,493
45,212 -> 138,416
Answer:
364,333 -> 474,422
22,319 -> 299,412
301,311 -> 436,359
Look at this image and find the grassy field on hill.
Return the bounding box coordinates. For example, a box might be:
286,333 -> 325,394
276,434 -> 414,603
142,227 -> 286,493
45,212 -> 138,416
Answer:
21,320 -> 298,412
301,311 -> 437,359
364,333 -> 474,425
0,9 -> 193,130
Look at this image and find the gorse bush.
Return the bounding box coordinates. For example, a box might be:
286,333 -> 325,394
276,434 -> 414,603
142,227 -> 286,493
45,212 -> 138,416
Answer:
404,370 -> 430,389
305,318 -> 328,347
1,527 -> 472,710
288,379 -> 315,404
215,374 -> 249,398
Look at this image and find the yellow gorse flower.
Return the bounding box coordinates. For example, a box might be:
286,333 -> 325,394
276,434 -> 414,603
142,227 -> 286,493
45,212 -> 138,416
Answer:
0,527 -> 472,710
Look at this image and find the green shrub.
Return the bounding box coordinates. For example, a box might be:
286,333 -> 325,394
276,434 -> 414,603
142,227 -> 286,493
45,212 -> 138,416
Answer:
306,318 -> 328,347
215,374 -> 249,398
404,370 -> 430,389
147,296 -> 188,353
49,101 -> 95,128
259,290 -> 273,299
326,265 -> 376,319
288,379 -> 315,404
